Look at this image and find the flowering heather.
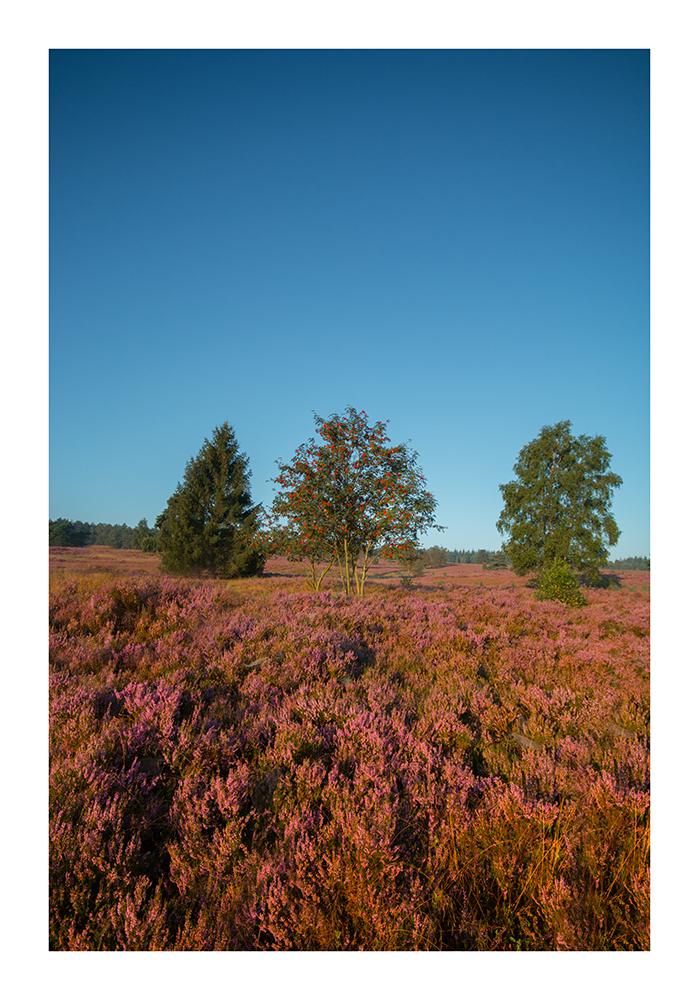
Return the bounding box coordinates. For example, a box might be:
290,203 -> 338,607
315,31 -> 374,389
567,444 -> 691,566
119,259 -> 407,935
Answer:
49,554 -> 649,950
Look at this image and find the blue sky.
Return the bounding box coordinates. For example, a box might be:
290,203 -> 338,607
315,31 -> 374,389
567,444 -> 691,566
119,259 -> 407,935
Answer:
49,49 -> 649,556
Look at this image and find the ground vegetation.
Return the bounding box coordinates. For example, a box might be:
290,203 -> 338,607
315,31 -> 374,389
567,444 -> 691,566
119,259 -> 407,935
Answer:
49,549 -> 649,951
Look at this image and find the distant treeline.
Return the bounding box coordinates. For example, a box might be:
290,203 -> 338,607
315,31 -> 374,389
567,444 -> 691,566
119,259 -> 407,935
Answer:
48,519 -> 650,571
605,556 -> 650,571
448,549 -> 649,570
49,518 -> 157,551
448,549 -> 505,566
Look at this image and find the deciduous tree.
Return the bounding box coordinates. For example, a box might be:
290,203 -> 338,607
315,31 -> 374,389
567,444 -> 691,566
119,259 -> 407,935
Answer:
268,407 -> 443,596
497,420 -> 622,576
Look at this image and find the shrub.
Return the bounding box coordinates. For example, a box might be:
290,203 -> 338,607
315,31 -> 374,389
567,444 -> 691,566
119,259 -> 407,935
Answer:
484,550 -> 509,570
49,565 -> 649,950
421,546 -> 449,569
536,559 -> 587,606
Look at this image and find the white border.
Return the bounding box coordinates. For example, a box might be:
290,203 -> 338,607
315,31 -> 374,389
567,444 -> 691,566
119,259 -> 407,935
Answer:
3,2 -> 694,995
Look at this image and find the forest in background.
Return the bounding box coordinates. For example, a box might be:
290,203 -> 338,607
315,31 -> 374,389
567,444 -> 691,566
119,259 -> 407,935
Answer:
48,519 -> 649,571
49,518 -> 157,551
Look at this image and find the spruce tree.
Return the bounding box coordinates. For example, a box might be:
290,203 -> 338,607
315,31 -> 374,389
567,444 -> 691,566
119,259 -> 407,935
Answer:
157,423 -> 264,578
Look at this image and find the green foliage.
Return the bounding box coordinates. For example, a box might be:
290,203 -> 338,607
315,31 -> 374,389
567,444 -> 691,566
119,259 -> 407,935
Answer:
421,545 -> 449,568
607,556 -> 650,571
157,422 -> 265,579
131,518 -> 156,551
394,541 -> 425,586
484,550 -> 509,570
536,559 -> 587,606
49,519 -> 158,550
50,519 -> 134,548
394,544 -> 449,584
448,548 -> 499,565
268,407 -> 443,596
49,518 -> 88,547
497,420 -> 622,576
83,522 -> 133,548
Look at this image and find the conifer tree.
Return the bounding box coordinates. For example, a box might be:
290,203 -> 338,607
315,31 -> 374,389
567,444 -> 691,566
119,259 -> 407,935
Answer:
131,518 -> 151,551
157,423 -> 264,578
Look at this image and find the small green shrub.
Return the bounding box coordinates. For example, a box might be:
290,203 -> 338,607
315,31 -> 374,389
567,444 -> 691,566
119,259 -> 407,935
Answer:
536,560 -> 587,606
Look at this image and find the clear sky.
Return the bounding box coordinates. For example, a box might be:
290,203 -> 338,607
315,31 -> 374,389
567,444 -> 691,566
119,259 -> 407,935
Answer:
49,49 -> 649,556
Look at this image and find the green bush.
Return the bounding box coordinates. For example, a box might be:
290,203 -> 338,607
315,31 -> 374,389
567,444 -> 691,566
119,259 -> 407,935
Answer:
484,550 -> 509,570
536,559 -> 587,606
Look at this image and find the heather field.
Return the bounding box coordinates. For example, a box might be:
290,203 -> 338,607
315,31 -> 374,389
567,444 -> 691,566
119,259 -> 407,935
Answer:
49,548 -> 650,950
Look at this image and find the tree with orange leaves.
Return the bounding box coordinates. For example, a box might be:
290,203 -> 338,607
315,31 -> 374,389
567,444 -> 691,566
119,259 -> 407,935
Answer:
268,407 -> 443,596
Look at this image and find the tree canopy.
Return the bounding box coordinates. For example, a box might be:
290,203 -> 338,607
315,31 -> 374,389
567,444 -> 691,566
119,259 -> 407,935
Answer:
496,420 -> 622,576
156,422 -> 264,578
268,407 -> 443,595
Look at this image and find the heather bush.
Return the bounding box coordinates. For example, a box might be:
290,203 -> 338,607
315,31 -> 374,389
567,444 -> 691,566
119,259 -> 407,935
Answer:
49,567 -> 649,950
